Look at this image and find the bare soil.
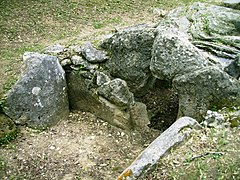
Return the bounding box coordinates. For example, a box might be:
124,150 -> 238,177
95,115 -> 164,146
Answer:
0,111 -> 159,180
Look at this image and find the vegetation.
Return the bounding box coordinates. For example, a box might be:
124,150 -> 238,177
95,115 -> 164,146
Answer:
145,127 -> 240,179
0,0 -> 239,179
0,0 -> 209,106
0,114 -> 18,145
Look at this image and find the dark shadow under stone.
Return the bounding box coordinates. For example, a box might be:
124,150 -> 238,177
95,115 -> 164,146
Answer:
136,79 -> 179,131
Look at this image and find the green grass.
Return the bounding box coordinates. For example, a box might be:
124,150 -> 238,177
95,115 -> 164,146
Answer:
145,127 -> 240,179
0,157 -> 7,177
0,0 -> 208,100
0,0 -> 209,44
1,0 -> 237,178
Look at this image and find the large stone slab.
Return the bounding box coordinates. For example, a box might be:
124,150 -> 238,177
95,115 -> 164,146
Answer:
4,52 -> 69,129
101,25 -> 156,94
173,67 -> 240,120
66,71 -> 133,130
150,3 -> 240,120
117,117 -> 200,179
82,42 -> 108,63
150,26 -> 210,80
169,2 -> 240,61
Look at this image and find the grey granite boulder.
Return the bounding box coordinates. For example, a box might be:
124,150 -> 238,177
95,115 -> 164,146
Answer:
118,117 -> 200,179
82,42 -> 108,63
4,52 -> 69,129
101,24 -> 156,94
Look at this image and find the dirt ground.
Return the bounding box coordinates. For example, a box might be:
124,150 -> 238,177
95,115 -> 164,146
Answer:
0,6 -> 163,179
0,111 -> 160,180
2,1 -> 238,179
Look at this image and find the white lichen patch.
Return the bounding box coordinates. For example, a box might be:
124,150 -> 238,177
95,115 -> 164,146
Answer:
31,87 -> 41,95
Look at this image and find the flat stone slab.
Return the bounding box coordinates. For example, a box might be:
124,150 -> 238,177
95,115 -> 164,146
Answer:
117,117 -> 200,179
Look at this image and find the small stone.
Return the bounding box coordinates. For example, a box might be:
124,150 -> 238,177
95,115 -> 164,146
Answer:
44,44 -> 65,54
97,78 -> 134,107
96,71 -> 111,86
121,132 -> 125,136
100,163 -> 108,167
82,42 -> 108,63
71,55 -> 86,66
60,58 -> 72,66
49,145 -> 55,150
68,45 -> 82,54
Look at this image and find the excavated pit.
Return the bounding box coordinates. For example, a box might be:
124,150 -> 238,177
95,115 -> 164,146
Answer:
136,79 -> 179,131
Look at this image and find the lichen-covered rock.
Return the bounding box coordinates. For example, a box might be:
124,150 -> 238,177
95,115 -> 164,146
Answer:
173,67 -> 240,120
70,55 -> 99,72
202,107 -> 240,128
44,44 -> 65,55
150,3 -> 240,120
150,26 -> 210,80
82,42 -> 108,63
4,52 -> 69,129
98,78 -> 134,108
202,110 -> 225,128
60,58 -> 72,67
66,71 -> 133,130
100,24 -> 156,94
172,3 -> 240,60
96,71 -> 111,86
71,55 -> 86,66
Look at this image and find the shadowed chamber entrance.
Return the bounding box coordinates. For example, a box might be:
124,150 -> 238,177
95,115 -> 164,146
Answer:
137,79 -> 179,131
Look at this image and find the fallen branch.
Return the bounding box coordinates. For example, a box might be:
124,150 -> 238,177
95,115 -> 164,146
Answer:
191,152 -> 224,161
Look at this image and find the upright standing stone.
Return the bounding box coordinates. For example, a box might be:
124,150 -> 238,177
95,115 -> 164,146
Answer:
4,52 -> 69,129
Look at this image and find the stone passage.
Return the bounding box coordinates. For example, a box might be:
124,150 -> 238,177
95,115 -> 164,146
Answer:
3,2 -> 240,131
